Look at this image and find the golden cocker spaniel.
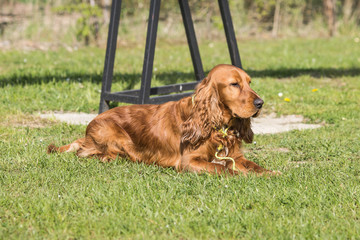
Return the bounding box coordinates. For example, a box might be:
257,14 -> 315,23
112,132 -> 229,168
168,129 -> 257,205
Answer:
48,64 -> 278,176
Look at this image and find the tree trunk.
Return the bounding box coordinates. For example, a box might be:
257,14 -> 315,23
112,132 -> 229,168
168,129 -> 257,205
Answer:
272,0 -> 281,37
343,0 -> 353,24
102,0 -> 111,24
323,0 -> 336,37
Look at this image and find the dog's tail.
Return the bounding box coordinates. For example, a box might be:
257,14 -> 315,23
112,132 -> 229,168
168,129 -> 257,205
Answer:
47,138 -> 85,154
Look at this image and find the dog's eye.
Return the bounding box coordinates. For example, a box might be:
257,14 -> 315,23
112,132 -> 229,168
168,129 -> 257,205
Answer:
230,83 -> 240,87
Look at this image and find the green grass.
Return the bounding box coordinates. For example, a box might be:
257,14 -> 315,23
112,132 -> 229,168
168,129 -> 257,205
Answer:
1,37 -> 360,239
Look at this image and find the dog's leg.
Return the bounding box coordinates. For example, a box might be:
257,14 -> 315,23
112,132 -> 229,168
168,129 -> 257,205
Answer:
79,132 -> 142,163
100,140 -> 141,163
47,138 -> 85,154
179,154 -> 237,175
226,157 -> 280,176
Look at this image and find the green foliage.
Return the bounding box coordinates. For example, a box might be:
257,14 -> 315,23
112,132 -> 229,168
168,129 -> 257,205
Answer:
2,0 -> 360,46
211,15 -> 224,31
53,3 -> 103,45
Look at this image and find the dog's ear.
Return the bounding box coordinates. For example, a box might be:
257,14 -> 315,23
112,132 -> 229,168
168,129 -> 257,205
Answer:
238,118 -> 254,143
181,76 -> 223,149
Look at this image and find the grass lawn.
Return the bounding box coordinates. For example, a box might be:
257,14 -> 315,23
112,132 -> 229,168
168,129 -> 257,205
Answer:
0,37 -> 360,239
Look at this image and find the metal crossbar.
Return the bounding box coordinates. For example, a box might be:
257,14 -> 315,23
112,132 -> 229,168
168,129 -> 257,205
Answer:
99,0 -> 242,113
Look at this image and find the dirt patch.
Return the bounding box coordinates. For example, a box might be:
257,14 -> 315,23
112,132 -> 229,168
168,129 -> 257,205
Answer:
39,112 -> 322,134
1,114 -> 55,128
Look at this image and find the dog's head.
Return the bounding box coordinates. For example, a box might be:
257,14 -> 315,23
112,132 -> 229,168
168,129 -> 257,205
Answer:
209,64 -> 263,119
181,64 -> 262,148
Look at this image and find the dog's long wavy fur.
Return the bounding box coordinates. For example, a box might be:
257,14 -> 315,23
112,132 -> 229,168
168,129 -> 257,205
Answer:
48,64 -> 278,175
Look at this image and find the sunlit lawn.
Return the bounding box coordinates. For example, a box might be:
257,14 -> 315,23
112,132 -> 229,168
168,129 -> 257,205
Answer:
1,37 -> 359,239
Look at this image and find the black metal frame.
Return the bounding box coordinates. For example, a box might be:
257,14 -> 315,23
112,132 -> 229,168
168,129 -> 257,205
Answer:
99,0 -> 242,113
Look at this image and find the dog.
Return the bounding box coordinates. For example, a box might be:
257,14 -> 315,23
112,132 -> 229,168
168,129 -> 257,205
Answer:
48,64 -> 278,175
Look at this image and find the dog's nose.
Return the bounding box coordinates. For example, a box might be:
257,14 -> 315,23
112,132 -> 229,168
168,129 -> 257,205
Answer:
253,98 -> 264,109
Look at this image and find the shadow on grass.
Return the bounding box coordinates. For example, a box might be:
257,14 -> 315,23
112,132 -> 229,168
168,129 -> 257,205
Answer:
1,67 -> 359,88
247,67 -> 360,79
0,71 -> 198,88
